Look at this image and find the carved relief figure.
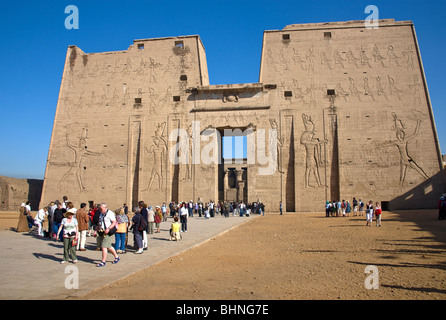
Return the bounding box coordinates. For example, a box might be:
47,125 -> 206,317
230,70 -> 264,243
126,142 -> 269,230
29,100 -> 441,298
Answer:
387,75 -> 402,100
346,49 -> 360,68
376,76 -> 388,101
408,79 -> 422,105
292,48 -> 306,70
363,77 -> 376,101
402,44 -> 415,70
387,45 -> 400,67
279,49 -> 290,71
269,119 -> 284,174
335,83 -> 349,102
372,44 -> 386,67
148,57 -> 161,83
320,51 -> 333,70
292,80 -> 306,103
349,77 -> 362,102
305,45 -> 315,74
300,114 -> 326,188
360,46 -> 372,68
380,111 -> 429,186
333,50 -> 346,69
57,123 -> 102,192
144,122 -> 167,191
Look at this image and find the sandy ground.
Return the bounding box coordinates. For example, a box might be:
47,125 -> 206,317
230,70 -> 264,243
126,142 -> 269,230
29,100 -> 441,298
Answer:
1,209 -> 445,300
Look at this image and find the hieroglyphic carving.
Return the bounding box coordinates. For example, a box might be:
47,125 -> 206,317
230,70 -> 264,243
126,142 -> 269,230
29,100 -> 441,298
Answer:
372,44 -> 386,67
387,45 -> 401,67
402,44 -> 415,70
387,75 -> 402,100
333,50 -> 346,69
346,49 -> 360,68
320,50 -> 333,70
269,119 -> 284,174
363,77 -> 376,101
349,77 -> 362,102
379,111 -> 429,185
144,122 -> 167,191
300,114 -> 326,188
360,46 -> 372,68
305,45 -> 315,74
292,48 -> 306,71
57,123 -> 102,192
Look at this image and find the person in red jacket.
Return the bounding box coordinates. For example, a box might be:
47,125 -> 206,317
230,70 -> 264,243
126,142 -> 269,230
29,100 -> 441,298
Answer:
374,202 -> 382,227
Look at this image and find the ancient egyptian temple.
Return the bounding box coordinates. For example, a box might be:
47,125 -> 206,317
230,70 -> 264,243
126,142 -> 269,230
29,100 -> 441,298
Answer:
40,19 -> 446,211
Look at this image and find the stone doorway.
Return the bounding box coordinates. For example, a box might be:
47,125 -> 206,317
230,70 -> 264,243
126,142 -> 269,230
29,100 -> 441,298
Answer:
218,128 -> 248,203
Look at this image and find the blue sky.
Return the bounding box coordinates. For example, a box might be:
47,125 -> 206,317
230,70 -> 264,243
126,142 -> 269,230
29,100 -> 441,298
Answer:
0,0 -> 445,179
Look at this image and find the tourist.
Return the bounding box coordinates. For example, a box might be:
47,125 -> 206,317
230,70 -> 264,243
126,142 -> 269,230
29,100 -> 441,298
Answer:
210,200 -> 215,217
280,201 -> 283,215
95,203 -> 120,267
66,201 -> 77,216
180,202 -> 188,232
53,202 -> 66,241
330,201 -> 337,217
88,204 -> 95,236
223,201 -> 230,218
359,199 -> 364,216
345,201 -> 351,217
76,203 -> 89,251
24,201 -> 34,229
438,194 -> 446,220
47,201 -> 55,238
161,202 -> 168,222
147,206 -> 155,234
188,201 -> 194,217
114,207 -> 129,253
56,209 -> 78,264
353,198 -> 358,216
131,207 -> 145,254
34,206 -> 48,237
366,201 -> 374,226
325,201 -> 331,217
62,196 -> 69,209
155,206 -> 162,233
341,200 -> 346,217
337,200 -> 342,217
375,202 -> 382,227
170,216 -> 181,241
139,201 -> 149,250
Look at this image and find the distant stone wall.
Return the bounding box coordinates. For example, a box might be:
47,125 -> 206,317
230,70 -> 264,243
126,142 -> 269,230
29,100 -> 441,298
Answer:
0,176 -> 43,211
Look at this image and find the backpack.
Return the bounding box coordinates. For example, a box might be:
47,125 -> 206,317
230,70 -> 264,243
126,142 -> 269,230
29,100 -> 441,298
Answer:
138,216 -> 147,231
441,201 -> 446,210
92,209 -> 101,226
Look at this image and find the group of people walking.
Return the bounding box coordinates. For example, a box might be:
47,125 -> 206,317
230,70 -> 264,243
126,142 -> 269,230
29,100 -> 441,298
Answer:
325,198 -> 382,226
17,197 -> 236,267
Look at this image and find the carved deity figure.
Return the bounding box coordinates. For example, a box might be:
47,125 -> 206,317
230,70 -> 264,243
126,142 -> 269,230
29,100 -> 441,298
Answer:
57,124 -> 102,192
144,123 -> 167,191
300,114 -> 326,188
380,111 -> 429,186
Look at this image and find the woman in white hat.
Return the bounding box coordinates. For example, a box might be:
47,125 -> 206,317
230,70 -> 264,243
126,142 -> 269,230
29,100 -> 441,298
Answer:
56,209 -> 79,264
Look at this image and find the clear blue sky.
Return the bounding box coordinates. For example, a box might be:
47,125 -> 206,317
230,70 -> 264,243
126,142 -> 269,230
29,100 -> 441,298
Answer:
0,0 -> 445,179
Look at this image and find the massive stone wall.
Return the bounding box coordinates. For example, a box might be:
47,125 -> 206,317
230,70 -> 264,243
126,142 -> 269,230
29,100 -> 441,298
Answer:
0,176 -> 43,211
40,19 -> 445,212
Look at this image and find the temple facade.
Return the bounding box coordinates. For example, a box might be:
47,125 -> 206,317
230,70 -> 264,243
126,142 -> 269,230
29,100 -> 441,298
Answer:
40,19 -> 445,211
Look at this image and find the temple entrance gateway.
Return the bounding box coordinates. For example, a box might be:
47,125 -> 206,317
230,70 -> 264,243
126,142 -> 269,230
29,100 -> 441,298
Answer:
219,129 -> 248,203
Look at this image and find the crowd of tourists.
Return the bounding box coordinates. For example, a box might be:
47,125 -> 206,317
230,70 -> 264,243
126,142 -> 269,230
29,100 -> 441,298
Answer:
17,196 -> 262,267
324,198 -> 383,227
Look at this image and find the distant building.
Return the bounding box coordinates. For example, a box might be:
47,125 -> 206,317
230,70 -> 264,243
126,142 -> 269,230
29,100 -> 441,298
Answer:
40,19 -> 446,211
0,176 -> 43,211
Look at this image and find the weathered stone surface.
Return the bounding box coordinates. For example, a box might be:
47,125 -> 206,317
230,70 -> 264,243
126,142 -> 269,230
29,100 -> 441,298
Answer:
0,176 -> 42,211
40,20 -> 446,212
